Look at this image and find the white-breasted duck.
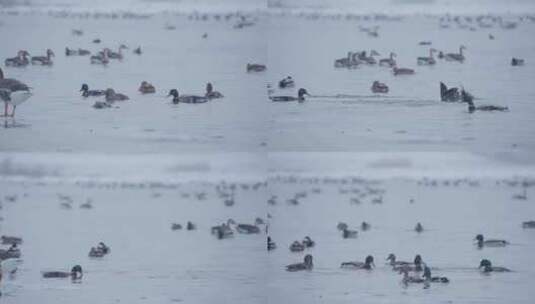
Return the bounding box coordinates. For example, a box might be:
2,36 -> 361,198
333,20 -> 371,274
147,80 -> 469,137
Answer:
42,265 -> 83,280
286,254 -> 313,272
167,89 -> 208,104
440,82 -> 460,102
138,81 -> 156,94
341,255 -> 375,270
269,88 -> 309,102
31,49 -> 55,66
80,84 -> 105,97
474,234 -> 508,248
444,46 -> 466,62
205,82 -> 224,99
371,81 -> 388,93
105,88 -> 129,102
479,259 -> 511,272
417,48 -> 437,65
0,68 -> 32,117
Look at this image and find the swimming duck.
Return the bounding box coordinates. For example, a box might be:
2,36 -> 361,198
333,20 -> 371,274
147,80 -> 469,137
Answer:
341,255 -> 375,270
289,241 -> 305,252
171,223 -> 182,230
93,38 -> 101,44
444,46 -> 466,62
379,52 -> 396,67
286,254 -> 313,272
342,228 -> 358,239
105,88 -> 129,102
415,222 -> 424,233
80,84 -> 105,97
167,89 -> 208,104
186,221 -> 196,230
214,223 -> 234,239
474,234 -> 508,248
205,83 -> 224,99
107,45 -> 128,60
360,221 -> 371,231
278,76 -> 295,89
334,52 -> 354,68
417,48 -> 437,65
511,58 -> 524,66
79,199 -> 93,209
246,63 -> 266,73
31,49 -> 54,66
270,88 -> 309,102
463,89 -> 508,113
0,68 -> 32,117
371,81 -> 388,93
392,65 -> 415,76
90,51 -> 109,65
236,223 -> 260,234
440,82 -> 460,102
386,253 -> 410,266
522,220 -> 535,228
138,81 -> 156,94
42,265 -> 83,280
133,47 -> 142,55
268,236 -> 276,251
302,236 -> 315,248
93,101 -> 112,109
4,50 -> 30,67
393,255 -> 424,272
423,266 -> 450,283
479,259 -> 511,272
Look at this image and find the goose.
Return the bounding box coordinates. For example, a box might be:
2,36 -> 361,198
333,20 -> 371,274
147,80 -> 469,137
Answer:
246,63 -> 266,72
341,255 -> 375,270
5,50 -> 30,67
479,259 -> 511,272
371,81 -> 388,93
205,82 -> 224,99
334,53 -> 352,68
511,58 -> 524,66
90,50 -> 109,65
42,265 -> 83,280
278,76 -> 295,89
440,82 -> 460,102
379,52 -> 396,67
393,65 -> 415,76
138,81 -> 156,94
269,88 -> 309,102
31,49 -> 55,66
444,46 -> 466,62
286,254 -> 313,272
105,88 -> 129,102
463,89 -> 508,113
475,234 -> 508,247
0,68 -> 32,117
522,220 -> 535,228
386,253 -> 410,266
417,48 -> 437,65
167,89 -> 208,104
80,84 -> 105,97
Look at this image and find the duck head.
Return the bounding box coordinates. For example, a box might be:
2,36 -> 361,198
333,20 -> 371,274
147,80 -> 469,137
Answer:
414,254 -> 422,265
80,83 -> 89,92
47,49 -> 55,57
168,89 -> 179,103
479,259 -> 492,270
386,253 -> 396,262
70,265 -> 83,280
206,82 -> 213,94
475,234 -> 484,243
297,88 -> 309,100
365,255 -> 375,268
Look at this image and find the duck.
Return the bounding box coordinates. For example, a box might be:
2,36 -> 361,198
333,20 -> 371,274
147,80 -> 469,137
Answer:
269,88 -> 309,102
268,236 -> 276,251
392,64 -> 415,76
341,255 -> 375,270
479,259 -> 511,272
31,49 -> 55,66
138,81 -> 156,94
0,68 -> 32,117
167,89 -> 208,104
79,199 -> 93,209
105,88 -> 129,102
289,241 -> 305,252
5,50 -> 30,67
302,236 -> 315,248
286,254 -> 313,272
236,223 -> 260,234
342,228 -> 358,239
440,82 -> 460,102
337,222 -> 348,231
334,52 -> 354,68
386,253 -> 411,266
360,221 -> 371,231
66,47 -> 90,56
171,223 -> 182,230
186,221 -> 196,230
462,89 -> 508,113
205,83 -> 224,99
93,101 -> 112,109
278,76 -> 295,89
214,224 -> 233,239
474,234 -> 508,247
444,46 -> 466,62
511,58 -> 524,66
80,84 -> 105,97
89,247 -> 105,258
107,45 -> 128,60
371,81 -> 388,93
133,46 -> 142,55
379,52 -> 396,67
522,220 -> 535,228
42,265 -> 83,280
393,255 -> 424,272
246,63 -> 266,72
90,50 -> 109,65
417,48 -> 437,65
423,266 -> 450,283
414,222 -> 424,233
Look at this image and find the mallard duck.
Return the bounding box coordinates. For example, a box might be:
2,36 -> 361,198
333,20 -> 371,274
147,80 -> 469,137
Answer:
269,88 -> 309,102
286,254 -> 313,272
341,255 -> 375,270
205,82 -> 224,99
474,234 -> 508,247
167,89 -> 208,104
371,81 -> 388,93
440,82 -> 460,102
138,81 -> 156,94
31,49 -> 54,66
393,65 -> 415,76
80,84 -> 105,97
42,265 -> 83,280
0,68 -> 32,117
479,259 -> 511,272
289,241 -> 305,252
5,50 -> 30,67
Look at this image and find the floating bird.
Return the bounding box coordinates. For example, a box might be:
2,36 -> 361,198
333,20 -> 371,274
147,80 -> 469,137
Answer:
138,81 -> 156,94
415,222 -> 424,233
379,52 -> 396,67
90,50 -> 109,65
479,259 -> 511,272
444,46 -> 466,62
205,82 -> 224,99
0,68 -> 32,117
417,48 -> 437,65
105,88 -> 129,102
270,88 -> 309,102
522,220 -> 535,228
133,46 -> 142,55
462,89 -> 508,113
286,254 -> 313,272
475,234 -> 508,248
289,241 -> 305,252
371,81 -> 388,93
423,266 -> 450,283
246,63 -> 266,72
167,89 -> 208,104
5,50 -> 30,67
386,253 -> 411,266
31,49 -> 55,66
511,58 -> 524,66
42,265 -> 83,280
341,255 -> 375,270
393,65 -> 415,76
278,76 -> 295,89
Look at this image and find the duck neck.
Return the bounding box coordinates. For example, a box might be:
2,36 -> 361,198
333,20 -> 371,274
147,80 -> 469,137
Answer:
0,68 -> 4,79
